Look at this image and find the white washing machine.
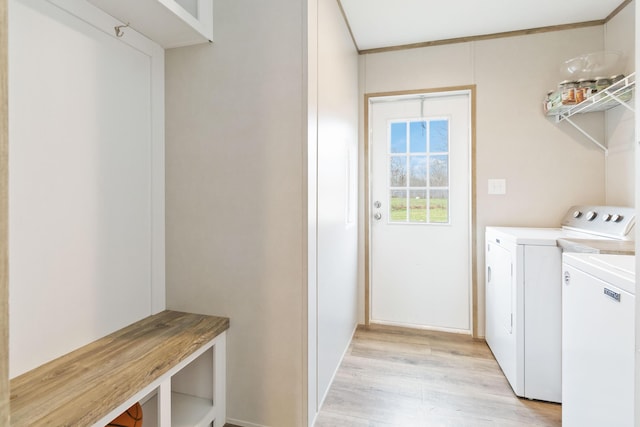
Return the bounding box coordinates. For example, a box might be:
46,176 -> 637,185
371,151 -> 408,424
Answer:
562,253 -> 635,427
485,205 -> 635,403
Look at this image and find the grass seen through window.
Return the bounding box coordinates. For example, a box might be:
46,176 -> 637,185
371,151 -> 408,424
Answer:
390,196 -> 448,223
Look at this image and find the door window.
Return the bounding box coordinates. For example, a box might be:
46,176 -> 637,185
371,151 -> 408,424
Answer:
388,119 -> 450,224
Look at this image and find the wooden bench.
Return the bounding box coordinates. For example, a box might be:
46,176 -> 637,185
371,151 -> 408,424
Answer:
10,310 -> 229,426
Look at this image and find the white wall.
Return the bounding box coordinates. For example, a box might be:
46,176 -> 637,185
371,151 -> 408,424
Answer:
605,1 -> 635,207
165,0 -> 307,425
360,26 -> 607,336
315,0 -> 359,415
8,0 -> 164,378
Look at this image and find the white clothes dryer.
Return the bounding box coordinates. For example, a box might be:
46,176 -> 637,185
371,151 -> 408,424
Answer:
485,205 -> 635,403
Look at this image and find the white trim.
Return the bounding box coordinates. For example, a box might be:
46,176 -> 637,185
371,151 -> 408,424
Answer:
83,0 -> 213,48
150,41 -> 166,314
47,0 -> 161,55
158,0 -> 212,43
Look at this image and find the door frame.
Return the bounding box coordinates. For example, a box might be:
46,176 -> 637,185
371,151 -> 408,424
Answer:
364,85 -> 478,337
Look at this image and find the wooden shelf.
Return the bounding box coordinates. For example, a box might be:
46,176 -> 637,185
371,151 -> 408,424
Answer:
87,0 -> 213,48
9,310 -> 229,426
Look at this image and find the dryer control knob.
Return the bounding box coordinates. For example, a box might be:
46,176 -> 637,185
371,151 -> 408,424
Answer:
603,214 -> 612,222
573,210 -> 582,218
612,214 -> 624,222
586,211 -> 597,221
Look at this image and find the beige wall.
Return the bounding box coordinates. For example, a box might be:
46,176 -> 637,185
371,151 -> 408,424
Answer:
360,26 -> 608,336
605,1 -> 635,206
166,0 -> 358,426
165,0 -> 306,425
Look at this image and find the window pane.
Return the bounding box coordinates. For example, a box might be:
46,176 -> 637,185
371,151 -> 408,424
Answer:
390,122 -> 407,153
390,189 -> 407,222
409,156 -> 427,186
409,121 -> 427,153
390,156 -> 407,186
429,119 -> 448,152
409,190 -> 427,222
430,155 -> 448,186
430,189 -> 449,223
386,119 -> 453,226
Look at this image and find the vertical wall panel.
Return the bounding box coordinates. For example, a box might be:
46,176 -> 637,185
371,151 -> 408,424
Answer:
316,0 -> 359,412
0,0 -> 8,421
634,2 -> 640,426
8,0 -> 162,378
305,0 -> 318,424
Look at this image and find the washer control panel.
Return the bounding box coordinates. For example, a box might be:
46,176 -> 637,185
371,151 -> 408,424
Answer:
561,205 -> 636,240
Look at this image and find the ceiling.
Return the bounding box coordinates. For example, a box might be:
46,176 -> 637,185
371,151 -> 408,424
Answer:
339,0 -> 627,52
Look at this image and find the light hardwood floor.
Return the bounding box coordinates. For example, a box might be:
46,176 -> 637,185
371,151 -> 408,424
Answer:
315,325 -> 561,427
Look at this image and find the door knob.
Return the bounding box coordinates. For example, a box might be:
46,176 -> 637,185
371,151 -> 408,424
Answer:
373,201 -> 382,208
374,213 -> 382,220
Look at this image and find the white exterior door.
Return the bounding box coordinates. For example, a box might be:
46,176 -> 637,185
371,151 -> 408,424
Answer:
370,92 -> 471,332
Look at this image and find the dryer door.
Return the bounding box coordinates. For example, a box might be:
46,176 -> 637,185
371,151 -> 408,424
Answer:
486,240 -> 513,337
485,237 -> 517,389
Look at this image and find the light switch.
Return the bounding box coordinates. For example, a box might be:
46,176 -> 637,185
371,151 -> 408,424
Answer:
488,179 -> 506,195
